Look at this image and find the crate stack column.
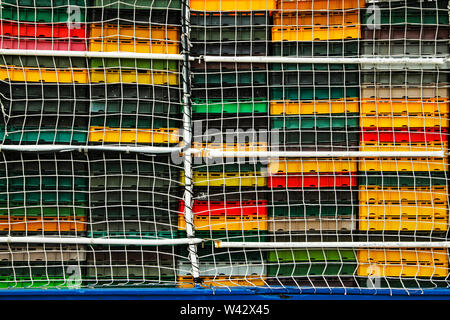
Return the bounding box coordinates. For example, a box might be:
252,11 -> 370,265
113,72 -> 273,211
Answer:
357,0 -> 450,288
177,0 -> 274,288
87,0 -> 181,146
266,0 -> 363,287
84,0 -> 183,287
0,0 -> 90,288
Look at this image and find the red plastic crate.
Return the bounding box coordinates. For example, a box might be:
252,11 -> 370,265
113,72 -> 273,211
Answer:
0,21 -> 87,39
361,127 -> 448,143
179,200 -> 268,216
0,38 -> 87,51
268,172 -> 357,188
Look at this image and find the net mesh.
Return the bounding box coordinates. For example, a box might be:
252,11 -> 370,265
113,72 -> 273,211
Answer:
0,0 -> 448,292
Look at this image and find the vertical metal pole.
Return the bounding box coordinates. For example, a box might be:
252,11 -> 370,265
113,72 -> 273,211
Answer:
181,0 -> 201,282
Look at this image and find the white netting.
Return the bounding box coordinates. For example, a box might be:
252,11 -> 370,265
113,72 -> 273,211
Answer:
0,0 -> 448,292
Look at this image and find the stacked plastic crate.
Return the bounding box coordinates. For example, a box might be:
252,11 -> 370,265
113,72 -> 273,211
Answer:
0,0 -> 89,288
357,0 -> 449,288
177,0 -> 273,288
85,0 -> 182,287
266,0 -> 363,287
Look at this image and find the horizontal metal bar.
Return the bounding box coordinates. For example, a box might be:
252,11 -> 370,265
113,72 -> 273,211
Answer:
0,49 -> 187,61
215,241 -> 450,249
201,55 -> 449,65
0,236 -> 204,246
190,150 -> 446,158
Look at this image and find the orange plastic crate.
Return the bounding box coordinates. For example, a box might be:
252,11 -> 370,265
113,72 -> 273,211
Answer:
358,248 -> 448,277
273,10 -> 359,26
272,25 -> 360,41
190,0 -> 276,11
0,216 -> 87,232
276,0 -> 365,10
177,276 -> 266,288
88,127 -> 180,144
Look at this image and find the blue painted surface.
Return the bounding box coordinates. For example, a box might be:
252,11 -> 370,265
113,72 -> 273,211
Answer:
0,287 -> 449,300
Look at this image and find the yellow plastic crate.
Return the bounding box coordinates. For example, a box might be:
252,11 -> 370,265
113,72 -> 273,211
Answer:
268,159 -> 357,174
273,11 -> 359,27
359,158 -> 448,172
0,66 -> 88,83
88,126 -> 180,144
180,171 -> 267,187
270,99 -> 359,115
90,69 -> 179,85
89,39 -> 179,54
178,214 -> 268,231
190,0 -> 276,11
360,142 -> 447,152
177,276 -> 266,288
360,114 -> 448,128
191,142 -> 268,158
277,0 -> 365,10
90,24 -> 180,41
272,25 -> 360,41
358,215 -> 448,232
358,248 -> 448,277
360,99 -> 449,115
359,186 -> 448,204
359,203 -> 448,217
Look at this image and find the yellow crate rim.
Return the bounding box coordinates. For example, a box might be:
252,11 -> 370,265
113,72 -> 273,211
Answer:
268,158 -> 357,174
272,25 -> 360,41
88,126 -> 180,144
270,99 -> 359,115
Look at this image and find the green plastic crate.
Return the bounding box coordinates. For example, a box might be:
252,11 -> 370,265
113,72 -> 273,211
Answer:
271,114 -> 360,130
272,41 -> 360,57
193,72 -> 267,86
270,87 -> 360,100
0,176 -> 88,191
0,128 -> 88,144
267,262 -> 357,277
359,172 -> 447,187
0,277 -> 76,289
0,6 -> 87,23
89,115 -> 180,129
90,101 -> 181,116
191,99 -> 268,114
1,56 -> 87,68
2,206 -> 87,217
363,8 -> 449,25
2,191 -> 87,204
9,101 -> 90,115
278,131 -> 360,145
271,64 -> 358,71
89,58 -> 178,71
2,0 -> 90,7
267,249 -> 356,263
93,0 -> 181,9
191,27 -> 268,42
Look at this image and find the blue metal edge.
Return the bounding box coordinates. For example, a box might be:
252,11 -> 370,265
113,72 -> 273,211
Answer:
0,286 -> 449,300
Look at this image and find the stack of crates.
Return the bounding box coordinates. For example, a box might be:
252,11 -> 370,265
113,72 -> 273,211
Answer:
87,0 -> 181,146
266,0 -> 363,287
177,0 -> 274,288
85,0 -> 183,287
0,0 -> 90,145
0,152 -> 88,288
84,246 -> 178,287
357,0 -> 450,287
